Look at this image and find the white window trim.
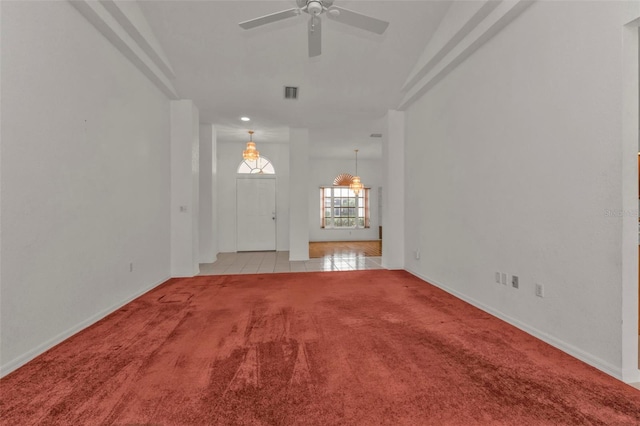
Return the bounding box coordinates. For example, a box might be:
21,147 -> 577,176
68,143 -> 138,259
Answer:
320,186 -> 370,229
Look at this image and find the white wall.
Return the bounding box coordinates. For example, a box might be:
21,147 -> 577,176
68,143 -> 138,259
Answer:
621,13 -> 640,382
217,141 -> 290,252
289,128 -> 310,260
199,124 -> 217,263
382,110 -> 405,269
68,0 -> 177,99
1,1 -> 171,374
308,158 -> 382,242
404,1 -> 637,379
170,100 -> 199,277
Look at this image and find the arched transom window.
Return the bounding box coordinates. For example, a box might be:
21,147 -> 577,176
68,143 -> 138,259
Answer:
237,156 -> 275,174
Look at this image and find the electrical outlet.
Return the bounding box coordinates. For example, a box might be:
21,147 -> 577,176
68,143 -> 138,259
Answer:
501,273 -> 507,285
512,275 -> 519,289
415,250 -> 420,260
535,283 -> 544,298
495,272 -> 500,283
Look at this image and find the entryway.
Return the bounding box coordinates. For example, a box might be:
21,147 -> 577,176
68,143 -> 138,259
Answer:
236,177 -> 276,251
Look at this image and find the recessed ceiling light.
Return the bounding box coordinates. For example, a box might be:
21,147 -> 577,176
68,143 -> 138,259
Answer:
241,117 -> 250,122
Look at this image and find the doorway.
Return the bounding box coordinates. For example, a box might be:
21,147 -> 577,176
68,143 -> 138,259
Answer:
236,177 -> 276,251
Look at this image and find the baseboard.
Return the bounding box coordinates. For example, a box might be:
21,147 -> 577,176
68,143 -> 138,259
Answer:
405,268 -> 623,381
171,268 -> 199,278
0,275 -> 170,378
622,367 -> 640,384
199,252 -> 218,264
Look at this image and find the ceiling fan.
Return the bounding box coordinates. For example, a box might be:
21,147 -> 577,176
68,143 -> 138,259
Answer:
239,0 -> 389,57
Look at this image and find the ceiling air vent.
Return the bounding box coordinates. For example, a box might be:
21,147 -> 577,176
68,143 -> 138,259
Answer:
370,133 -> 383,138
284,86 -> 298,100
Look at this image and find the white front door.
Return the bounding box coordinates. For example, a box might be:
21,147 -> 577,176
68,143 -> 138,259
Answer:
236,178 -> 276,251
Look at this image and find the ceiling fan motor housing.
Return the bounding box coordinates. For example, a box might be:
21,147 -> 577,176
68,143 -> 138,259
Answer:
297,0 -> 334,15
308,1 -> 323,16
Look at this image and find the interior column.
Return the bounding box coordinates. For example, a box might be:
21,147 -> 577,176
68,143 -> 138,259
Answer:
289,127 -> 310,261
199,123 -> 217,264
382,110 -> 405,269
170,100 -> 200,276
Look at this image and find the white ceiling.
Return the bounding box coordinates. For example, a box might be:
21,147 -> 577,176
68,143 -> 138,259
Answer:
138,1 -> 451,159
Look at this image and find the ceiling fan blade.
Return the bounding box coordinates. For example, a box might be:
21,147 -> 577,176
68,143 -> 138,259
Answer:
239,8 -> 300,30
308,16 -> 322,57
327,6 -> 389,35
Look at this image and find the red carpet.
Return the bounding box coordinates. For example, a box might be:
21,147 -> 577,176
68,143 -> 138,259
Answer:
2,270 -> 640,425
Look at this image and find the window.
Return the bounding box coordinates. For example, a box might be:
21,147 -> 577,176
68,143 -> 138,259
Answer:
320,186 -> 370,229
237,156 -> 275,174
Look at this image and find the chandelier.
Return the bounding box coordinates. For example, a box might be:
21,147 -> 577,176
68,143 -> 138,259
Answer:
350,149 -> 364,195
242,130 -> 259,161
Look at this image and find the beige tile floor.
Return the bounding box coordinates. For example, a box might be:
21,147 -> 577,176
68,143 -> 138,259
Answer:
199,251 -> 384,275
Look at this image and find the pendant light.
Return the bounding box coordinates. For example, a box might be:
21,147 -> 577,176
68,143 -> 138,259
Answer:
242,130 -> 260,161
350,149 -> 364,195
